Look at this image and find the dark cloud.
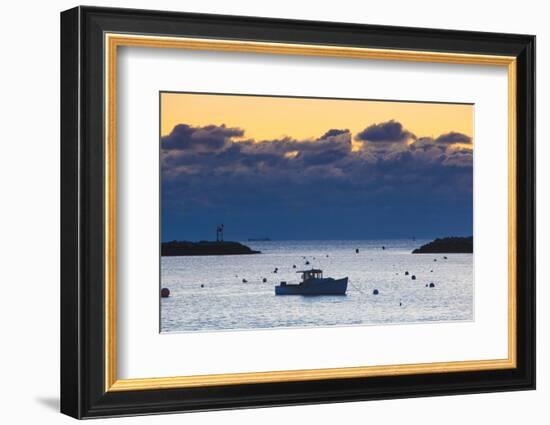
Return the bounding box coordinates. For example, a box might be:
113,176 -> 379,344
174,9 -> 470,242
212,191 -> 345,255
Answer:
162,123 -> 245,153
435,132 -> 472,145
409,133 -> 472,167
355,120 -> 415,143
320,128 -> 350,139
161,120 -> 473,240
161,121 -> 472,183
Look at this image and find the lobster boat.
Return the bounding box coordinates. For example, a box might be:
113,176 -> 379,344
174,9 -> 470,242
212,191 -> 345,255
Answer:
275,269 -> 348,295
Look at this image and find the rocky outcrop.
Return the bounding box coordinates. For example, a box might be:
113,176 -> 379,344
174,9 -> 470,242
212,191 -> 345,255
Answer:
161,240 -> 261,256
412,237 -> 473,254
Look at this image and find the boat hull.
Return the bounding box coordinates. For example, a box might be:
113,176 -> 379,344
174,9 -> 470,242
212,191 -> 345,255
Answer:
275,277 -> 348,295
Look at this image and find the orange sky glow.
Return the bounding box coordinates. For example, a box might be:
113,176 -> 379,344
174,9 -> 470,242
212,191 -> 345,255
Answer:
161,92 -> 474,146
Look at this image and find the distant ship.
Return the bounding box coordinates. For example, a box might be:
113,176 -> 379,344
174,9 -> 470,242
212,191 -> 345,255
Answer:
248,237 -> 271,241
275,269 -> 348,295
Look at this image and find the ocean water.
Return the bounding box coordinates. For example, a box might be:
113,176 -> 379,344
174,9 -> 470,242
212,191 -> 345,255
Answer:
160,240 -> 473,333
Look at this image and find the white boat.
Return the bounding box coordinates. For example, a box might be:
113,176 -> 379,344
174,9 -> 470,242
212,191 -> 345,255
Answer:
275,269 -> 348,295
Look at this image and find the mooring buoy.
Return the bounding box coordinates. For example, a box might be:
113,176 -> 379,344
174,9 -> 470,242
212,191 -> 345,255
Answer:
160,288 -> 170,298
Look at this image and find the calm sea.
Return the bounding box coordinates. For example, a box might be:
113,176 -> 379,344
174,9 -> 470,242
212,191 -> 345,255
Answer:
160,239 -> 473,333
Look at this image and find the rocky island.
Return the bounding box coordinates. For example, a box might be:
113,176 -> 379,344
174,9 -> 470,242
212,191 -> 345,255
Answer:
161,240 -> 261,257
412,236 -> 473,254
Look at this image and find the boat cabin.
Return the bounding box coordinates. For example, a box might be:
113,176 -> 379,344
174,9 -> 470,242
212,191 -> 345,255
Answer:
298,269 -> 323,281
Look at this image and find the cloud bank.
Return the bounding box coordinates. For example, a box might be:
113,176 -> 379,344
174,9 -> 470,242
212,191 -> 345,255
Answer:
161,120 -> 473,240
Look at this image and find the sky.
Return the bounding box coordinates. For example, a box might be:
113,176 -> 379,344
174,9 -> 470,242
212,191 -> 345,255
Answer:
160,92 -> 474,241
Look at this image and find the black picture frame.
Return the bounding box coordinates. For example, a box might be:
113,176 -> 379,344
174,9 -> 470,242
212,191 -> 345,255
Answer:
61,5 -> 535,419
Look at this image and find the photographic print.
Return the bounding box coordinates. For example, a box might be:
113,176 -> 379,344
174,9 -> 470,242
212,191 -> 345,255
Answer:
160,92 -> 474,333
61,9 -> 535,416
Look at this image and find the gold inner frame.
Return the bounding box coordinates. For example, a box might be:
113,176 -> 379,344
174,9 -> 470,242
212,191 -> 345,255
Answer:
104,33 -> 517,392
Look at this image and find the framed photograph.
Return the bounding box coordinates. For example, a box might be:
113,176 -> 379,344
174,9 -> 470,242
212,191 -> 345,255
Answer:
60,6 -> 535,419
